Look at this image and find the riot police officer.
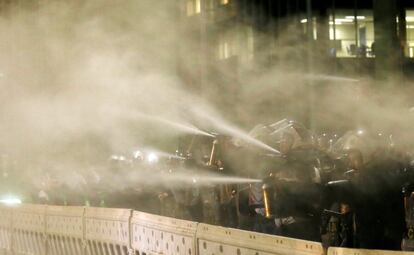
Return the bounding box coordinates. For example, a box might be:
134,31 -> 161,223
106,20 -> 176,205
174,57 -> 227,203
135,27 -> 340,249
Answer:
328,130 -> 409,250
248,120 -> 333,241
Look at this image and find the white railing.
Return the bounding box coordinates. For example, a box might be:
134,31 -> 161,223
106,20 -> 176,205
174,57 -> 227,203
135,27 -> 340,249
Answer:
196,223 -> 322,255
11,204 -> 46,255
46,206 -> 84,255
84,207 -> 131,255
0,205 -> 12,253
131,211 -> 198,255
0,204 -> 413,255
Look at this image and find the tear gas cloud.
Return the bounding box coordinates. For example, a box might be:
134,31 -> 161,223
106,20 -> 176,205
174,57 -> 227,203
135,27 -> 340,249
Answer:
0,1 -> 413,197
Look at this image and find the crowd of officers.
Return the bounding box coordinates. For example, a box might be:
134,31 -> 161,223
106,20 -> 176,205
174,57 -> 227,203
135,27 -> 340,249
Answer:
155,120 -> 414,251
8,119 -> 414,251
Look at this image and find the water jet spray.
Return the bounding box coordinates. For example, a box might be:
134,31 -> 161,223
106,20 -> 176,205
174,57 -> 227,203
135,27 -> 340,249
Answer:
135,113 -> 215,137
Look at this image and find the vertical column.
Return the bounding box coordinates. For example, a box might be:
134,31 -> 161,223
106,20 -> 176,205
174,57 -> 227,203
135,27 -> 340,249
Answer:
305,0 -> 315,130
317,1 -> 330,44
397,0 -> 407,56
373,0 -> 403,84
267,0 -> 275,65
314,0 -> 331,71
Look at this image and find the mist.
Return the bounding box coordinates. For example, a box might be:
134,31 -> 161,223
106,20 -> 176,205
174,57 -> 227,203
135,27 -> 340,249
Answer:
0,0 -> 413,198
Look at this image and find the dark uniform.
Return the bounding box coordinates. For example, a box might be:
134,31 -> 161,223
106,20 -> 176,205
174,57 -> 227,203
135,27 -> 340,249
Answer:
327,132 -> 409,250
403,187 -> 414,250
271,147 -> 326,241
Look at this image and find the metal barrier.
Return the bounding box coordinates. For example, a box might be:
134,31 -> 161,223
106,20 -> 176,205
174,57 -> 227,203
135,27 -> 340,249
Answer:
84,207 -> 132,255
131,211 -> 198,255
196,223 -> 324,255
328,247 -> 414,255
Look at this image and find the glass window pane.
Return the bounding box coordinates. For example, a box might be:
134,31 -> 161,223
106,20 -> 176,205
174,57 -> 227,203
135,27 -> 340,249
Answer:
356,10 -> 374,58
217,28 -> 239,60
186,0 -> 201,16
186,1 -> 195,16
406,10 -> 414,58
328,9 -> 373,58
329,9 -> 357,57
300,17 -> 317,40
195,0 -> 201,13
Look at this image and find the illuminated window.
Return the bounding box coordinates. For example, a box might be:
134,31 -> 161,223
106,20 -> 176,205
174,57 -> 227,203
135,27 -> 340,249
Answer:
328,9 -> 374,58
186,1 -> 194,16
300,18 -> 318,40
219,41 -> 229,59
218,29 -> 239,60
195,0 -> 201,13
406,10 -> 414,58
356,11 -> 375,58
186,0 -> 201,16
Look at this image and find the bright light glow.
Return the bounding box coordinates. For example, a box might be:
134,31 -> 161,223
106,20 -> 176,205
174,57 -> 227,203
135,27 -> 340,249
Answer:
219,41 -> 230,59
345,16 -> 365,20
111,155 -> 126,161
192,178 -> 197,183
407,25 -> 414,29
195,0 -> 201,13
406,16 -> 414,22
329,28 -> 334,39
357,130 -> 364,135
335,18 -> 353,23
147,153 -> 159,164
133,150 -> 143,159
301,19 -> 307,23
0,197 -> 22,205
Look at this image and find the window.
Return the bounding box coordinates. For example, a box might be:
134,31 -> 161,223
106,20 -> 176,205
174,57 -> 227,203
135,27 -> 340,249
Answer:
218,41 -> 230,59
186,1 -> 195,16
217,29 -> 239,60
406,10 -> 414,58
300,17 -> 318,40
195,0 -> 201,13
356,10 -> 375,57
186,0 -> 201,16
328,9 -> 374,58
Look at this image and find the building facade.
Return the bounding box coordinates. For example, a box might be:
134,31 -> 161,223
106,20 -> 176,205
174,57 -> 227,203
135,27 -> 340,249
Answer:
180,0 -> 414,81
178,0 -> 414,129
